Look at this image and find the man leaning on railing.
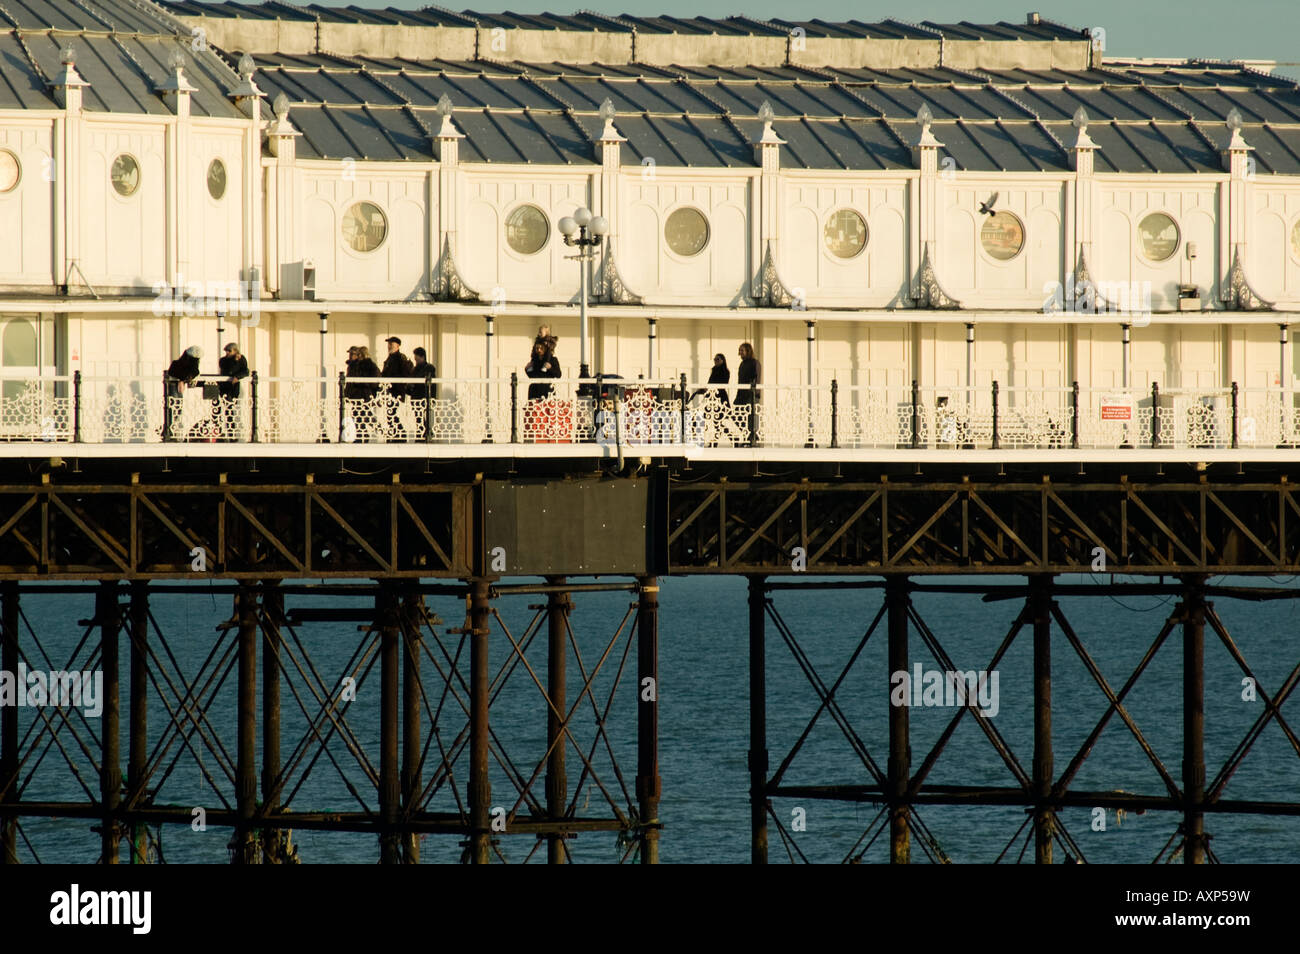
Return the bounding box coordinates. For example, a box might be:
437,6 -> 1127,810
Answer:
217,342 -> 249,442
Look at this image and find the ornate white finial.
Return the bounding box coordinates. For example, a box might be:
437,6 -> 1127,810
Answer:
599,97 -> 616,123
1073,106 -> 1088,132
168,49 -> 186,72
757,100 -> 775,125
1226,108 -> 1242,133
597,97 -> 623,143
434,94 -> 461,140
60,45 -> 76,66
436,94 -> 453,119
917,103 -> 933,129
273,92 -> 290,121
238,52 -> 255,78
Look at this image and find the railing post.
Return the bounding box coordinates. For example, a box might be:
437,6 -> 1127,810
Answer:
1231,382 -> 1239,449
337,371 -> 346,443
509,372 -> 518,444
910,379 -> 919,449
424,373 -> 433,443
1070,381 -> 1079,450
679,373 -> 688,445
73,370 -> 82,444
162,373 -> 172,442
250,371 -> 259,443
747,384 -> 757,448
991,380 -> 1000,450
830,379 -> 839,449
1151,382 -> 1161,448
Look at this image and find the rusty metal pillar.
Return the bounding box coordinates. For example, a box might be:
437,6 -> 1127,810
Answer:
637,576 -> 661,864
468,579 -> 492,864
127,582 -> 149,863
748,574 -> 768,864
261,582 -> 284,863
378,584 -> 401,864
886,577 -> 911,864
1183,575 -> 1207,864
401,589 -> 424,864
98,582 -> 121,864
232,583 -> 258,864
1030,574 -> 1054,864
1,582 -> 18,863
545,577 -> 569,864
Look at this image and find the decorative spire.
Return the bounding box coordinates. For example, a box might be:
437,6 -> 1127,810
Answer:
1225,106 -> 1251,152
1072,105 -> 1097,150
914,102 -> 942,149
755,100 -> 784,146
435,94 -> 462,139
265,91 -> 300,156
51,43 -> 88,90
228,51 -> 264,102
157,47 -> 197,94
597,97 -> 624,143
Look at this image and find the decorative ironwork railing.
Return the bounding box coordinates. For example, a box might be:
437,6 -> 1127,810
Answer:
0,373 -> 1295,451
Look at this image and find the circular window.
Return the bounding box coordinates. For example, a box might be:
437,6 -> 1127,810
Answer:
824,209 -> 867,259
207,158 -> 227,200
1138,212 -> 1180,262
665,207 -> 709,257
342,201 -> 388,252
505,204 -> 549,255
0,150 -> 19,193
111,154 -> 140,197
980,211 -> 1024,261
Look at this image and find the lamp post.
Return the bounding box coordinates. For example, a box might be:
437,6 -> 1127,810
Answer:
319,312 -> 329,441
558,206 -> 608,379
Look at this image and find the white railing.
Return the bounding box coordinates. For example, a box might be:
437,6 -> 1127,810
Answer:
0,372 -> 1297,450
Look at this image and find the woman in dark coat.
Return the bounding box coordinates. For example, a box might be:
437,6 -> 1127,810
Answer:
734,342 -> 759,404
525,340 -> 561,400
346,345 -> 381,399
692,353 -> 730,405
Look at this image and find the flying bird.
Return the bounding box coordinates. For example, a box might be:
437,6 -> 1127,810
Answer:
978,192 -> 999,216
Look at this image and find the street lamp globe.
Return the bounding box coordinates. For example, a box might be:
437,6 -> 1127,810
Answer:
590,215 -> 609,236
572,206 -> 592,228
558,215 -> 577,238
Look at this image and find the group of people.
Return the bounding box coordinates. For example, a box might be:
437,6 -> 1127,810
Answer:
344,337 -> 437,442
691,342 -> 761,443
165,342 -> 249,441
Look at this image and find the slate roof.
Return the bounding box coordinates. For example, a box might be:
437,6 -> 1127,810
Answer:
160,4 -> 1090,41
244,54 -> 1300,173
0,0 -> 254,117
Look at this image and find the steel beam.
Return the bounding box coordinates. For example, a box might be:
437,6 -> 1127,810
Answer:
637,575 -> 661,864
545,577 -> 569,864
128,582 -> 148,863
401,588 -> 423,864
1183,575 -> 1207,864
379,584 -> 401,864
262,582 -> 284,863
98,582 -> 120,864
748,574 -> 768,864
886,577 -> 910,864
232,583 -> 258,864
1,581 -> 17,863
468,578 -> 491,864
1030,574 -> 1054,864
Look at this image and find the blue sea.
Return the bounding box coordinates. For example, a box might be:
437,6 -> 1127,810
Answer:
10,575 -> 1300,863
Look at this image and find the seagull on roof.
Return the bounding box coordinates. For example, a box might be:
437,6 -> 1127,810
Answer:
978,192 -> 999,216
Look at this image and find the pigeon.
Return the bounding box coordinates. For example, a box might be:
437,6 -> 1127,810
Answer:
978,192 -> 999,216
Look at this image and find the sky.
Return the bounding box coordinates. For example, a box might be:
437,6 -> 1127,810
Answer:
380,0 -> 1300,80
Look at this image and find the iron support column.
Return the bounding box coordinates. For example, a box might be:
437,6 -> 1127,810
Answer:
401,589 -> 423,864
128,582 -> 148,863
378,584 -> 401,864
637,576 -> 661,864
1,582 -> 18,863
98,582 -> 120,864
545,577 -> 569,864
748,574 -> 768,864
886,577 -> 910,864
261,583 -> 283,863
1183,575 -> 1207,864
468,579 -> 491,863
1030,574 -> 1054,864
233,584 -> 257,864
